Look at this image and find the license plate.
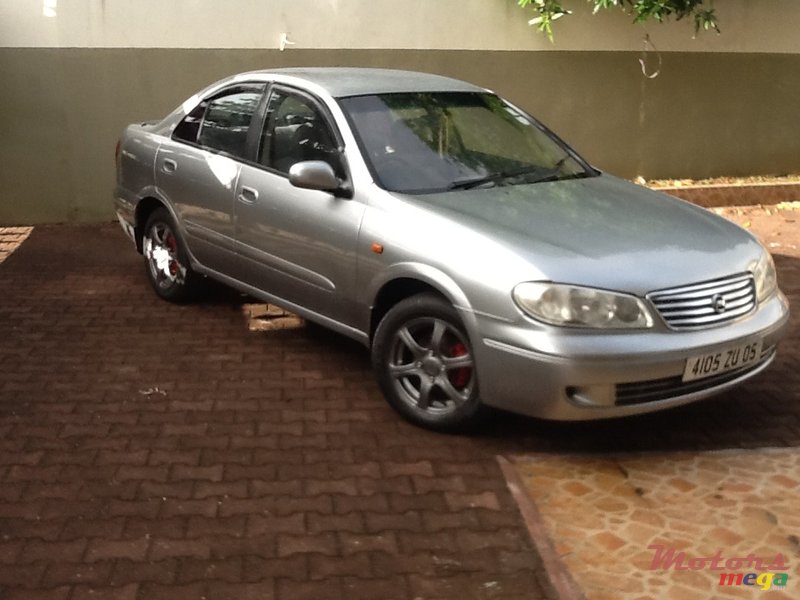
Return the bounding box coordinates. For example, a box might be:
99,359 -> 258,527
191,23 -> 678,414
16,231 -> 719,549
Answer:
682,340 -> 762,382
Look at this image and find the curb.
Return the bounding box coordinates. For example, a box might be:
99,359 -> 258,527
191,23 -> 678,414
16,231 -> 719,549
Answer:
496,456 -> 585,600
651,182 -> 800,208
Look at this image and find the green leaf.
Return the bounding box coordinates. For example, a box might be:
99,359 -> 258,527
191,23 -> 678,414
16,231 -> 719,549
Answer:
515,0 -> 720,40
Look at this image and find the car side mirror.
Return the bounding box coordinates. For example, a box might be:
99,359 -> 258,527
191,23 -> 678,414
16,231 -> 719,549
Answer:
288,161 -> 350,198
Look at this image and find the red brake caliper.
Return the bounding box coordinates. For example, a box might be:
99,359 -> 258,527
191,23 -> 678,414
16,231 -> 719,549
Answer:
447,342 -> 470,388
165,233 -> 178,275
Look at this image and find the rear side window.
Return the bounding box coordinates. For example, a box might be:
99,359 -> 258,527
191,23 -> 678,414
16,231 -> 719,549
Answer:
173,84 -> 265,160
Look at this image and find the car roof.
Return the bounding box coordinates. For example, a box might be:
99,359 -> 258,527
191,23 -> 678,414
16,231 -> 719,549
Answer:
239,67 -> 486,98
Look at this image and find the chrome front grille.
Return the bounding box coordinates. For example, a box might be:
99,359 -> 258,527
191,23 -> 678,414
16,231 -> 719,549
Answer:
648,273 -> 756,330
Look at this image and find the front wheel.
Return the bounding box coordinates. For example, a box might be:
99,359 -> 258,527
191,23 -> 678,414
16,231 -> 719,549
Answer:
371,293 -> 487,432
142,207 -> 203,302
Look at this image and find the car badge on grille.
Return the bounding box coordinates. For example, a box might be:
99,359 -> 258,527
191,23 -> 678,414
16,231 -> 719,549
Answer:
712,294 -> 727,314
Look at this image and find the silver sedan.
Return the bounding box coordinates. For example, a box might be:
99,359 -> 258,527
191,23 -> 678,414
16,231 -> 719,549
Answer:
114,68 -> 790,431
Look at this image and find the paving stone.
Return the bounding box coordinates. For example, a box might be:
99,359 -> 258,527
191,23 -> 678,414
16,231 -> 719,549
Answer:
85,538 -> 150,563
206,580 -> 276,600
109,558 -> 178,585
0,214 -> 797,599
276,533 -> 337,557
42,561 -> 114,587
71,583 -> 138,600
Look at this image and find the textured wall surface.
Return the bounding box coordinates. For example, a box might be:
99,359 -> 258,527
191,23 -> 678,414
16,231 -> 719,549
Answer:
1,1 -> 798,223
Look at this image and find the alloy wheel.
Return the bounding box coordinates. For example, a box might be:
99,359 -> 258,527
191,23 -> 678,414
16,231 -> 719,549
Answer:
387,316 -> 475,415
144,221 -> 186,290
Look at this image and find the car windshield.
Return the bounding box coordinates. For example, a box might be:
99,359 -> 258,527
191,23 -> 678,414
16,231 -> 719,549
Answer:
339,92 -> 595,194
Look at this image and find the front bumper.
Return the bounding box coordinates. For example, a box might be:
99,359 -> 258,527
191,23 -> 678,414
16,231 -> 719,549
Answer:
473,291 -> 790,420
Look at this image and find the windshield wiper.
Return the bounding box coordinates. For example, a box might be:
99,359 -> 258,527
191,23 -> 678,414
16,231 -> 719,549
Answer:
522,153 -> 593,185
448,165 -> 544,191
447,151 -> 594,191
526,171 -> 593,185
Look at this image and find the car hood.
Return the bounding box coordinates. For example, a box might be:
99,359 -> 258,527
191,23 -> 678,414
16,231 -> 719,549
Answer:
404,174 -> 763,295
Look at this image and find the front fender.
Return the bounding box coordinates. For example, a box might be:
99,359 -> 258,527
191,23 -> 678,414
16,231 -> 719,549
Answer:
364,261 -> 483,340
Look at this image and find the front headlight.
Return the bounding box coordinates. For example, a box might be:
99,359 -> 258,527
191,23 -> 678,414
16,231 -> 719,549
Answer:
513,282 -> 654,329
753,251 -> 778,302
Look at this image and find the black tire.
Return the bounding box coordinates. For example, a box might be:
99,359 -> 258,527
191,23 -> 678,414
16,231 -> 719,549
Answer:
371,293 -> 488,432
142,207 -> 203,303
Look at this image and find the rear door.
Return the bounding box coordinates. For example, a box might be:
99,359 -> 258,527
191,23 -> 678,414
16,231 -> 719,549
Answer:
155,83 -> 266,273
234,85 -> 365,327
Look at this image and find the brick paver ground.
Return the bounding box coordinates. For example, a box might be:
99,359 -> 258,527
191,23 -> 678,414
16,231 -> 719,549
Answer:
0,215 -> 797,600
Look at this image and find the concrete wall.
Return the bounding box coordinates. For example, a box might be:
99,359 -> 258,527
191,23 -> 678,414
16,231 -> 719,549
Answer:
1,0 -> 799,223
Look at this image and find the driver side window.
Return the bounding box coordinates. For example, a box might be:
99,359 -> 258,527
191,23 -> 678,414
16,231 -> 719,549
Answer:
258,89 -> 342,176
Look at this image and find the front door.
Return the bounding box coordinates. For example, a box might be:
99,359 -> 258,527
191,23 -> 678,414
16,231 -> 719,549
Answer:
234,86 -> 364,328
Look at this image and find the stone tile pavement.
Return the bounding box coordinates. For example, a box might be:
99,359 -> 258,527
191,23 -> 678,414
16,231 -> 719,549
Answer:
0,207 -> 797,599
506,450 -> 799,599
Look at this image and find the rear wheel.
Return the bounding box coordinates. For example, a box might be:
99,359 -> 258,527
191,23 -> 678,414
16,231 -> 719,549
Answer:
372,293 -> 487,431
142,208 -> 203,302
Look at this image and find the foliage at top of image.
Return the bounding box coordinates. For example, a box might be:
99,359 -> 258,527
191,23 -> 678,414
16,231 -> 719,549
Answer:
518,0 -> 719,40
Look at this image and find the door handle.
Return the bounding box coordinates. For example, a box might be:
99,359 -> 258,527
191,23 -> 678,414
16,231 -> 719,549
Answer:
161,159 -> 177,174
238,186 -> 259,204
